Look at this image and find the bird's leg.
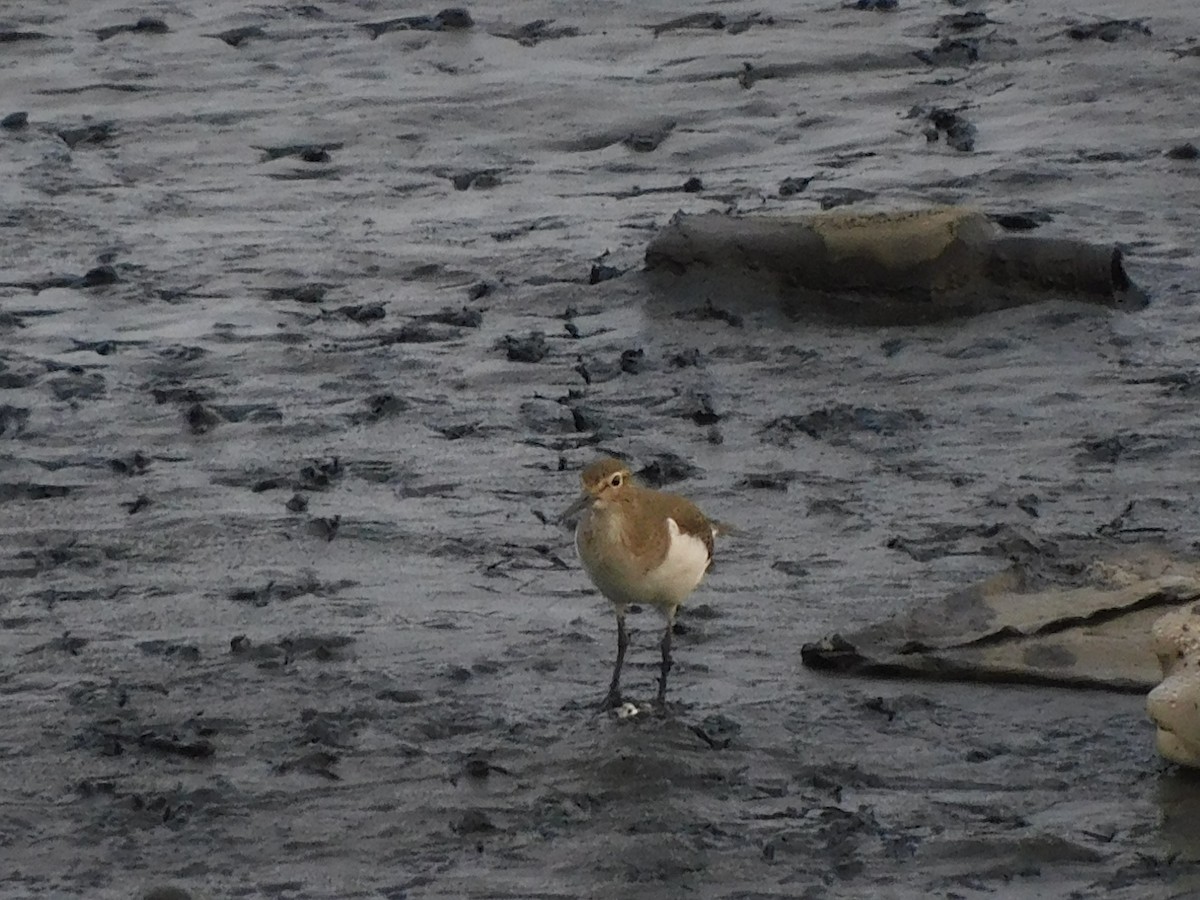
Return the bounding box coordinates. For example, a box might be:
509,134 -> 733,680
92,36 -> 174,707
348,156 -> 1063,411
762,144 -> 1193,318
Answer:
656,608 -> 675,707
602,609 -> 629,710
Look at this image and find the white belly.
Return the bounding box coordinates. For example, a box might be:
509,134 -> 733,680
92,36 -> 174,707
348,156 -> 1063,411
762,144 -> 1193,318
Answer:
576,516 -> 711,611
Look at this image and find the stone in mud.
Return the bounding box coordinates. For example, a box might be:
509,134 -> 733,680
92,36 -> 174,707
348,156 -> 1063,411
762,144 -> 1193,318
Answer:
637,453 -> 701,487
361,8 -> 474,38
926,108 -> 977,152
122,494 -> 152,514
1066,20 -> 1150,42
450,169 -> 502,190
991,210 -> 1053,231
819,187 -> 876,210
646,207 -> 1150,324
205,26 -> 266,47
186,403 -> 221,434
1,111 -> 28,129
589,262 -> 622,284
500,331 -> 548,363
914,37 -> 980,66
779,175 -> 813,197
492,19 -> 581,46
415,306 -> 482,328
265,283 -> 331,303
453,808 -> 496,834
57,122 -> 116,149
96,17 -> 169,41
337,303 -> 385,323
255,143 -> 343,162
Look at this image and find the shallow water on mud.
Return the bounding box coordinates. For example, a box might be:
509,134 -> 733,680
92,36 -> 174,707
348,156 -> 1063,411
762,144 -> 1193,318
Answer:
2,0 -> 1200,897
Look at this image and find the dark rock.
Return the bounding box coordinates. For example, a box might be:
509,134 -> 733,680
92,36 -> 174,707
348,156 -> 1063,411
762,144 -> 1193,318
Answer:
122,495 -> 152,515
256,143 -> 343,162
1076,433 -> 1145,465
265,283 -> 330,303
494,19 -> 581,46
377,688 -> 423,703
454,808 -> 496,834
619,348 -> 644,374
206,26 -> 266,47
57,122 -> 116,149
110,452 -> 151,476
669,348 -> 703,368
451,169 -> 503,190
285,493 -> 309,513
138,734 -> 216,763
185,403 -> 221,434
96,17 -> 169,41
308,515 -> 341,541
914,37 -> 979,66
589,263 -> 623,285
682,176 -> 704,192
940,11 -> 992,30
437,422 -> 478,440
360,393 -> 408,422
637,454 -> 701,487
926,108 -> 976,152
684,393 -> 720,426
1,111 -> 28,130
1066,20 -> 1150,42
779,175 -> 813,197
465,756 -> 492,778
772,559 -> 809,577
82,265 -> 120,286
1166,142 -> 1199,160
690,713 -> 741,749
416,306 -> 482,327
274,750 -> 340,780
990,210 -> 1053,231
738,471 -> 795,490
362,8 -> 474,38
819,187 -> 875,210
499,331 -> 548,363
337,303 -> 385,323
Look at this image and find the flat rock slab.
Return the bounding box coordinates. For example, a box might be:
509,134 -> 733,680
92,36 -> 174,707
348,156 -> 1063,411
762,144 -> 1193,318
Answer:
804,545 -> 1200,692
646,208 -> 1149,324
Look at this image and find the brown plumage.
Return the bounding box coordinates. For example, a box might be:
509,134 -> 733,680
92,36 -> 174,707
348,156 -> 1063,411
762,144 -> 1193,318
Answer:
562,457 -> 720,708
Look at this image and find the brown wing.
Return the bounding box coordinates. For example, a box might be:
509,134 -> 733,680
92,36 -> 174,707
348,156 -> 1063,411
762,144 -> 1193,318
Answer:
615,485 -> 715,575
659,493 -> 715,562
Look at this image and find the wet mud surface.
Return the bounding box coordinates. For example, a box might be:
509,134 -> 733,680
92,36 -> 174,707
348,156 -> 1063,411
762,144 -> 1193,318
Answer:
3,1 -> 1200,897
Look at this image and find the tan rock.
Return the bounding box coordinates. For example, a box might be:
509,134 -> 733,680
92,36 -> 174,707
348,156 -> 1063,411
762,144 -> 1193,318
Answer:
1147,602 -> 1200,768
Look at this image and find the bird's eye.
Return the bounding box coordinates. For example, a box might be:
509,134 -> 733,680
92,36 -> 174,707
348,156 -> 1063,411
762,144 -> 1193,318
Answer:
610,473 -> 622,487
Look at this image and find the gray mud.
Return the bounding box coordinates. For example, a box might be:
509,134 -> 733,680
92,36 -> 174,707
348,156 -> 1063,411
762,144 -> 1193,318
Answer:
2,1 -> 1200,898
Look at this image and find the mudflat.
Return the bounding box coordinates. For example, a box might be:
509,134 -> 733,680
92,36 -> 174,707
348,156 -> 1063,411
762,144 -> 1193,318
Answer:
2,1 -> 1199,898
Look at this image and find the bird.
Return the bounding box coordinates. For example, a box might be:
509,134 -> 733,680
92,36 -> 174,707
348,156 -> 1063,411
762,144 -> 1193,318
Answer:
561,457 -> 720,709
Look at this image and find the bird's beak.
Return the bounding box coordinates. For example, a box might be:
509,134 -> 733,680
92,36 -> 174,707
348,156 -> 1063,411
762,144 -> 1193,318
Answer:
558,492 -> 592,524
